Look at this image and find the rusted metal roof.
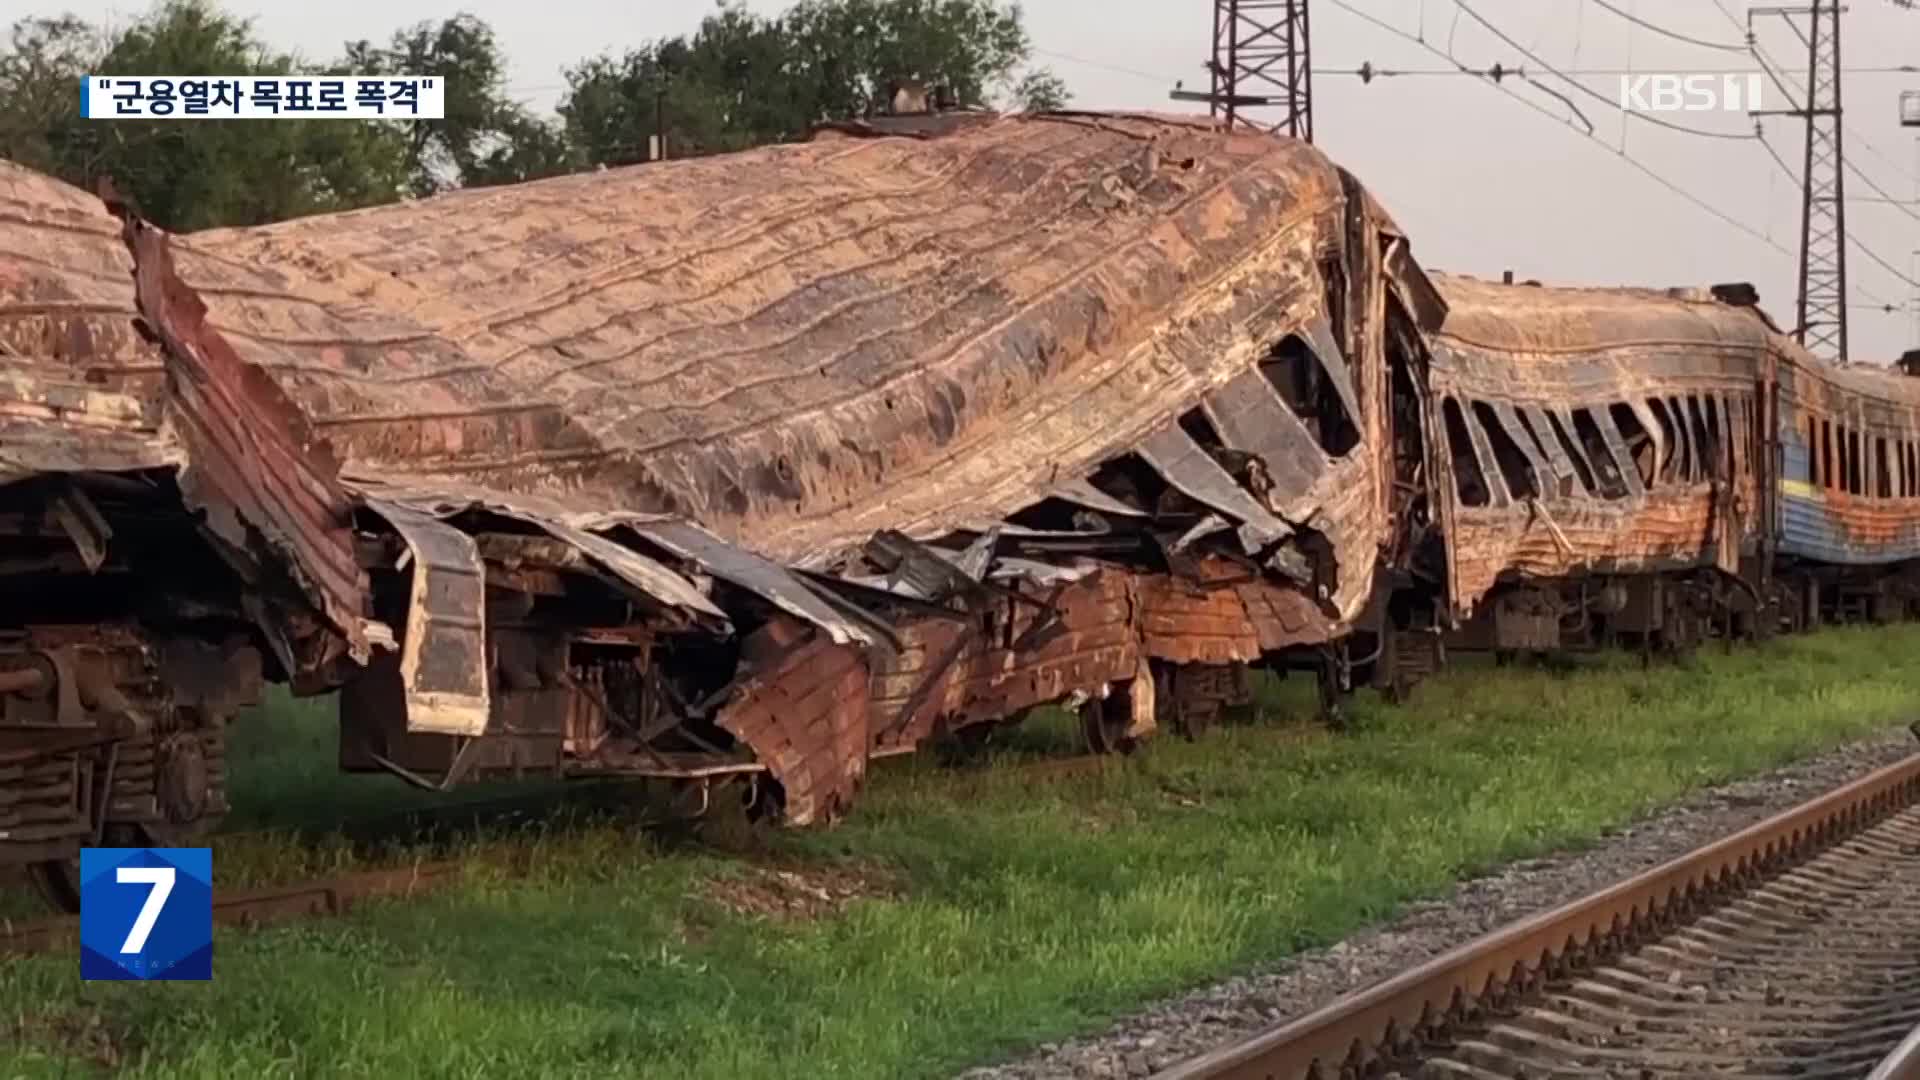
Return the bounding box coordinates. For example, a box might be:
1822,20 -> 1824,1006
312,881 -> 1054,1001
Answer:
0,165 -> 178,484
162,112 -> 1349,567
1429,273 -> 1780,358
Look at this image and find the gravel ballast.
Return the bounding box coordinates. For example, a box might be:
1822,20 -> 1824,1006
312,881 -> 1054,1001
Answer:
956,726 -> 1920,1080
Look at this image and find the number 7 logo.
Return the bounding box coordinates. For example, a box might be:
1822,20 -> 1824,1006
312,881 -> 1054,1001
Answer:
80,847 -> 212,981
116,866 -> 175,954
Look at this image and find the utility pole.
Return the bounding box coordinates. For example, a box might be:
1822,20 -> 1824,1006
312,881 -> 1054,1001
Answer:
1170,1 -> 1313,141
1903,90 -> 1919,348
1755,2 -> 1849,362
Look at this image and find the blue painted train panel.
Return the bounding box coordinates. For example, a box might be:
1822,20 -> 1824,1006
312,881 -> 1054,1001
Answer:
1774,408 -> 1920,564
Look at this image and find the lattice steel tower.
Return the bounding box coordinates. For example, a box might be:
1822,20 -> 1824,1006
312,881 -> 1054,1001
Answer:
1793,0 -> 1849,363
1209,0 -> 1313,140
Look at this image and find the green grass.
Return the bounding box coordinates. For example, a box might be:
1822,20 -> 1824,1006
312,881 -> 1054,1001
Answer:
4,626 -> 1918,1079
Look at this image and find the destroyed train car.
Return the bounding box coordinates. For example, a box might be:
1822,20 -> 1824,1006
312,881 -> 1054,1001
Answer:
0,111 -> 1452,905
1412,272 -> 1920,665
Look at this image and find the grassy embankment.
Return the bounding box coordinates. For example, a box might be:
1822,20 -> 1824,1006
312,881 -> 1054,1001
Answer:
3,626 -> 1917,1078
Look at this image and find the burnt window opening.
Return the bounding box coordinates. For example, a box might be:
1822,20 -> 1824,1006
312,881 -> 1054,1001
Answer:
1733,396 -> 1752,477
1732,396 -> 1750,477
1821,420 -> 1835,491
1515,410 -> 1574,498
1385,304 -> 1429,495
1848,427 -> 1864,496
1471,401 -> 1538,499
1083,454 -> 1165,517
1667,396 -> 1694,481
1876,436 -> 1893,499
1442,397 -> 1491,507
1571,408 -> 1630,499
1703,397 -> 1725,477
1320,255 -> 1348,361
1685,396 -> 1717,480
1840,428 -> 1851,495
1609,403 -> 1657,489
1835,425 -> 1849,493
1807,416 -> 1820,487
1544,410 -> 1598,495
1908,442 -> 1917,497
1261,334 -> 1361,458
1648,398 -> 1682,485
1178,407 -> 1224,450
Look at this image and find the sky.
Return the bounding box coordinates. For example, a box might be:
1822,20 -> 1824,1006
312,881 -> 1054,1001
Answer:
18,0 -> 1920,362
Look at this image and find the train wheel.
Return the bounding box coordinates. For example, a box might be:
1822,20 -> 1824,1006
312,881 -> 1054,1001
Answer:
1080,691 -> 1138,756
26,858 -> 82,914
1150,663 -> 1211,742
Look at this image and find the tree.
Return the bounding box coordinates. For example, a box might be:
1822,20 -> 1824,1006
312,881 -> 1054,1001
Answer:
560,0 -> 1069,166
1012,69 -> 1069,111
0,17 -> 105,179
0,0 -> 410,231
343,14 -> 577,194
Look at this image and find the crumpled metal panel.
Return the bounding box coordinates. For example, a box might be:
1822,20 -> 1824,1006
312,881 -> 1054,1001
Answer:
115,211 -> 372,661
341,484 -> 731,627
624,519 -> 883,647
870,570 -> 1140,751
362,499 -> 490,736
1136,425 -> 1293,551
0,383 -> 179,484
715,618 -> 872,826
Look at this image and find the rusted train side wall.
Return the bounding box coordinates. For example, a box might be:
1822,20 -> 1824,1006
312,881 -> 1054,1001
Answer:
1773,354 -> 1920,625
1420,276 -> 1778,652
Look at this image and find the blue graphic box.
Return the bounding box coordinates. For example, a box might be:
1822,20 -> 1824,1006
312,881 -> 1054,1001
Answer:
79,847 -> 212,981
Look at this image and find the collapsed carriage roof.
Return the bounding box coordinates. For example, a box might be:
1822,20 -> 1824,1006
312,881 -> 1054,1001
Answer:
3,111 -> 1389,569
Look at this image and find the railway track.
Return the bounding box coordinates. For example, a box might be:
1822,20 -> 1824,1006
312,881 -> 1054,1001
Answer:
1154,752 -> 1920,1080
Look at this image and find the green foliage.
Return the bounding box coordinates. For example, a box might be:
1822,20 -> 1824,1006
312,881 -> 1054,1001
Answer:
0,1 -> 411,231
342,14 -> 578,194
0,0 -> 1066,228
559,0 -> 1068,165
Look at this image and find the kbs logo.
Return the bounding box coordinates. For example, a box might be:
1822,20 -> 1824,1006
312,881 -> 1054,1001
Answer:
1618,73 -> 1766,114
78,847 -> 212,981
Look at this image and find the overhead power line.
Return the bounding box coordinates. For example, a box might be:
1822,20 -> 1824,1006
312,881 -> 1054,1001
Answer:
1587,0 -> 1748,52
1449,0 -> 1754,140
1321,0 -> 1792,259
1756,130 -> 1916,299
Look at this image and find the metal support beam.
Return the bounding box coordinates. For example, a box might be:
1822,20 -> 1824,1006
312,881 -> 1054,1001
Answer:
1187,0 -> 1313,141
1759,2 -> 1850,362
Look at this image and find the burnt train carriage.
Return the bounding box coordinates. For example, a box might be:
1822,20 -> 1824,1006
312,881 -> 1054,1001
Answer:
0,111 -> 1448,904
1409,274 -> 1777,661
1401,271 -> 1920,667
1774,356 -> 1920,624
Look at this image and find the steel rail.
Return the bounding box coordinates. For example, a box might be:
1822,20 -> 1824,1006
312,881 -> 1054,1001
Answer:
1153,748 -> 1920,1080
0,860 -> 464,957
1870,1021 -> 1920,1080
